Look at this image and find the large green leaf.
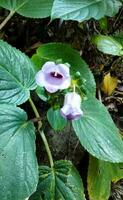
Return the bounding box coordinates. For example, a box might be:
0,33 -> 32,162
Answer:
51,0 -> 122,22
88,156 -> 111,200
92,35 -> 123,56
32,43 -> 96,95
0,40 -> 36,105
88,157 -> 123,200
47,108 -> 67,131
0,104 -> 38,200
72,97 -> 123,162
29,160 -> 86,200
0,0 -> 53,18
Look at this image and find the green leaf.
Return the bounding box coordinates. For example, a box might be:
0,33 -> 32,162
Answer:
0,0 -> 53,18
0,104 -> 38,200
110,162 -> 123,182
29,160 -> 86,200
51,0 -> 122,22
32,43 -> 96,96
104,0 -> 122,17
88,156 -> 111,200
113,32 -> 123,46
72,97 -> 123,162
36,86 -> 50,102
0,40 -> 36,105
88,157 -> 123,200
47,108 -> 67,131
92,35 -> 123,56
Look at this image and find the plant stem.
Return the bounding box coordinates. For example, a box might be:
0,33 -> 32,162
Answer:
39,130 -> 54,168
29,97 -> 54,168
0,10 -> 15,30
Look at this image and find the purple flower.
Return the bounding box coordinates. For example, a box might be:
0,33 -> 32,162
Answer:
60,92 -> 83,120
35,61 -> 71,93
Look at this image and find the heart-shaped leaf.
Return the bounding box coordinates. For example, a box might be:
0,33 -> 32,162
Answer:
72,97 -> 123,162
0,104 -> 38,200
0,0 -> 53,18
29,160 -> 86,200
32,43 -> 96,96
0,40 -> 36,105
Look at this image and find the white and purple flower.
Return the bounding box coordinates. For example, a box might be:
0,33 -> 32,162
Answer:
60,92 -> 83,120
36,61 -> 71,93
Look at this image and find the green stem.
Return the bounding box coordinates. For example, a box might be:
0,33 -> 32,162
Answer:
29,97 -> 54,168
39,130 -> 54,168
0,10 -> 15,30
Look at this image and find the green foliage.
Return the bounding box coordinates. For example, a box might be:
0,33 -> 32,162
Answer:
88,156 -> 111,200
29,160 -> 86,200
0,0 -> 53,18
47,108 -> 67,131
0,40 -> 36,105
51,0 -> 122,21
92,35 -> 123,56
0,0 -> 121,23
0,104 -> 38,200
88,156 -> 123,200
72,97 -> 123,162
32,43 -> 96,95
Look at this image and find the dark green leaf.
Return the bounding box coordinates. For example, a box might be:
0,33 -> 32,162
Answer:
72,97 -> 123,162
0,0 -> 53,18
0,104 -> 38,200
47,108 -> 67,131
32,43 -> 96,96
0,40 -> 36,105
30,160 -> 86,200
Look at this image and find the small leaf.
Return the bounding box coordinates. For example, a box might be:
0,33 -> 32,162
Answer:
98,17 -> 108,31
47,108 -> 67,131
0,0 -> 53,18
101,73 -> 118,95
72,97 -> 123,162
92,35 -> 123,56
88,156 -> 111,200
0,40 -> 36,105
32,43 -> 96,96
0,104 -> 38,200
36,86 -> 50,102
29,160 -> 86,200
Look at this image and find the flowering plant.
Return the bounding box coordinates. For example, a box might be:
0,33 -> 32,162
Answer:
0,1 -> 123,200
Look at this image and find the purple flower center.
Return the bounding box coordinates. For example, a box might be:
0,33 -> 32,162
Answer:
66,113 -> 81,120
50,72 -> 63,79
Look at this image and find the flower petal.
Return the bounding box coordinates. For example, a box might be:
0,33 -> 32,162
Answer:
45,85 -> 59,93
59,77 -> 71,89
35,70 -> 45,86
42,61 -> 56,73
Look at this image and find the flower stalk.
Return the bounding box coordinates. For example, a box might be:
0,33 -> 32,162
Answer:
29,97 -> 54,168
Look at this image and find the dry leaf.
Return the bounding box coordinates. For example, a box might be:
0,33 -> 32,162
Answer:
101,73 -> 118,95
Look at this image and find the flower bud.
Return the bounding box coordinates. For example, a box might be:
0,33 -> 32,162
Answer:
60,92 -> 83,120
